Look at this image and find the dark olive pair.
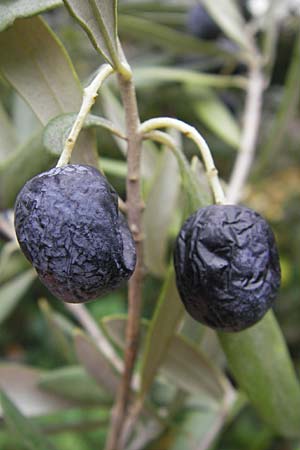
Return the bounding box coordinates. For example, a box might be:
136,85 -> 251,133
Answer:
14,165 -> 281,332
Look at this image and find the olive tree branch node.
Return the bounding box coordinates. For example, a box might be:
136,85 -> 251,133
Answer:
56,64 -> 115,167
139,118 -> 226,205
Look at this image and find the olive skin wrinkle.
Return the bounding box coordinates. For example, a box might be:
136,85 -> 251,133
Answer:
174,205 -> 281,332
14,164 -> 136,303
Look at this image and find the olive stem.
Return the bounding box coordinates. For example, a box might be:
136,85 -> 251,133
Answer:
56,64 -> 115,167
104,71 -> 143,450
138,118 -> 225,204
226,65 -> 265,204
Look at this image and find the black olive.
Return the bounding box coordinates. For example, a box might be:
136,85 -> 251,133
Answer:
14,164 -> 136,303
173,205 -> 281,332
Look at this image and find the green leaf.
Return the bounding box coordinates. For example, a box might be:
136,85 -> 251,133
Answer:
200,0 -> 254,58
256,32 -> 300,175
43,113 -> 126,156
0,102 -> 18,160
219,311 -> 300,437
0,0 -> 62,32
0,269 -> 36,324
119,3 -> 186,26
169,402 -> 229,450
193,89 -> 241,148
118,14 -> 233,58
0,132 -> 56,209
140,267 -> 184,396
0,364 -> 73,418
0,16 -> 98,166
139,153 -> 214,395
0,244 -> 30,284
101,314 -> 148,353
63,0 -> 121,69
0,16 -> 82,125
74,331 -> 119,395
103,314 -> 233,403
143,144 -> 180,277
38,366 -> 112,405
100,157 -> 127,178
39,299 -> 76,364
162,335 -> 230,402
0,390 -> 58,450
133,66 -> 247,90
101,85 -> 127,155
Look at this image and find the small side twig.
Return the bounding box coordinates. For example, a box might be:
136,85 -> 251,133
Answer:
57,64 -> 114,167
105,70 -> 143,450
226,65 -> 265,204
139,117 -> 225,204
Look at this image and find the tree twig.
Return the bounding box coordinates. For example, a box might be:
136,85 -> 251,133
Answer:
105,70 -> 143,450
56,64 -> 114,167
139,117 -> 225,204
226,66 -> 265,204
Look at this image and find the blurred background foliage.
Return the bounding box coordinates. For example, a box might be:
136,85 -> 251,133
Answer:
0,0 -> 300,449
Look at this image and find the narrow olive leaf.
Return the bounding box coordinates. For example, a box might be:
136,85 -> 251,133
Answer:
103,315 -> 232,402
0,269 -> 36,324
169,401 -> 230,450
192,89 -> 241,149
12,94 -> 41,143
74,331 -> 119,395
138,149 -> 214,395
0,17 -> 82,124
0,0 -> 62,32
118,14 -> 234,58
143,145 -> 180,277
201,327 -> 227,369
0,245 -> 30,285
119,7 -> 185,27
219,311 -> 300,438
200,0 -> 254,57
101,314 -> 148,353
43,113 -> 126,156
0,16 -> 97,166
0,132 -> 56,209
101,85 -> 127,155
140,266 -> 185,396
39,299 -> 76,364
0,102 -> 18,160
0,364 -> 73,418
189,156 -> 212,206
0,391 -> 58,450
133,67 -> 247,90
256,32 -> 300,175
100,157 -> 127,178
118,2 -> 186,15
63,0 -> 120,68
162,336 -> 230,402
38,366 -> 112,405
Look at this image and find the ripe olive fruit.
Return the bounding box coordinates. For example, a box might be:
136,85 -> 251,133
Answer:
173,205 -> 281,332
14,164 -> 136,303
